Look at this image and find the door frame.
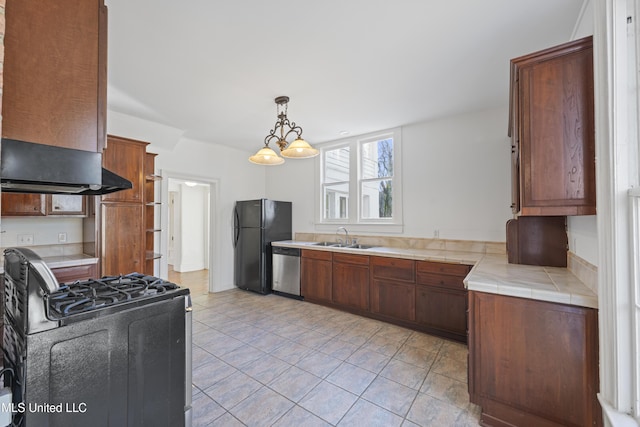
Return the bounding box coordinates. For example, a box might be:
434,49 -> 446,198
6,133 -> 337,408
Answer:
159,169 -> 219,293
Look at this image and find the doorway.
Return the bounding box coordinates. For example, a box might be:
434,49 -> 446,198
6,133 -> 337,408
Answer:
163,176 -> 214,296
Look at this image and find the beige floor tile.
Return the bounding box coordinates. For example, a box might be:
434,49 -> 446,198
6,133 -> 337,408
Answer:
361,376 -> 418,417
326,362 -> 377,395
295,351 -> 343,379
347,348 -> 391,374
191,392 -> 225,427
272,405 -> 331,427
268,365 -> 322,402
229,386 -> 294,426
186,288 -> 480,427
203,371 -> 262,409
339,398 -> 404,426
406,392 -> 462,426
299,381 -> 359,425
393,344 -> 438,369
420,372 -> 471,410
379,358 -> 429,390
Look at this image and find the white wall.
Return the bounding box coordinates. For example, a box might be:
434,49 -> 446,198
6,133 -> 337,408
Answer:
0,217 -> 83,247
175,183 -> 208,272
152,137 -> 265,291
268,107 -> 513,242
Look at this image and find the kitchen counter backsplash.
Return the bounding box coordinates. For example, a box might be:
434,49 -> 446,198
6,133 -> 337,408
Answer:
294,233 -> 507,255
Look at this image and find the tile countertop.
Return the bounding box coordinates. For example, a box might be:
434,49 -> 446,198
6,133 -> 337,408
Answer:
272,240 -> 598,309
0,253 -> 98,274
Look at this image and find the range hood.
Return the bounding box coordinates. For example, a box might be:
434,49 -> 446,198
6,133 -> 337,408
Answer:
0,138 -> 132,195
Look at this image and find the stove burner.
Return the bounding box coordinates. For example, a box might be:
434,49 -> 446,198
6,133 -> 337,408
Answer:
47,273 -> 181,317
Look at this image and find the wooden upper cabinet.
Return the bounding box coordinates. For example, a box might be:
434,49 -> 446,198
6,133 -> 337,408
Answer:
2,0 -> 107,152
102,136 -> 148,203
1,193 -> 45,216
509,36 -> 596,216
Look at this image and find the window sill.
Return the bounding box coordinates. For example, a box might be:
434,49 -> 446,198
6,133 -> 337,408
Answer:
314,222 -> 403,234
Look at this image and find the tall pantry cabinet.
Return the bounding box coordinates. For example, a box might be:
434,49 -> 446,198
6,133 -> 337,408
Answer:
101,135 -> 159,276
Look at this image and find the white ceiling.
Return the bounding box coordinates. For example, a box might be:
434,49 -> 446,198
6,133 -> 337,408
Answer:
105,0 -> 586,153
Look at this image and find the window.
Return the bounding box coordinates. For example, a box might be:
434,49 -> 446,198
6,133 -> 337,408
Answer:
318,128 -> 402,231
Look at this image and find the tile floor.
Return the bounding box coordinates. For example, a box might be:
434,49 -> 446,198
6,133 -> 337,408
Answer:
190,289 -> 481,426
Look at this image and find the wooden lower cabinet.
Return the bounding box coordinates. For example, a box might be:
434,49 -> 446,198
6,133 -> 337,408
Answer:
468,291 -> 601,427
301,249 -> 332,303
332,253 -> 369,311
101,202 -> 144,275
300,251 -> 471,342
416,285 -> 467,341
371,279 -> 415,322
370,256 -> 416,322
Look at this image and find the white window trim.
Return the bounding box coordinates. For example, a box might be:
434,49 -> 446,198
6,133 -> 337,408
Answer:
315,127 -> 403,233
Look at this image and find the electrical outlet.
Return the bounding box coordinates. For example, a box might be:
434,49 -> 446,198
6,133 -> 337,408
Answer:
17,234 -> 34,245
58,232 -> 67,243
433,229 -> 440,238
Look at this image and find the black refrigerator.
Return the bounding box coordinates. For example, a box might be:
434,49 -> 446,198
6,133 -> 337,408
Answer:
233,199 -> 292,294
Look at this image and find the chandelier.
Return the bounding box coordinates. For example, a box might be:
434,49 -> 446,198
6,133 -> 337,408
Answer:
249,96 -> 319,165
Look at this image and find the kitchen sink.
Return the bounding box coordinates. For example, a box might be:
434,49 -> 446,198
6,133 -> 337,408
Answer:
347,244 -> 376,249
311,242 -> 376,249
312,241 -> 339,246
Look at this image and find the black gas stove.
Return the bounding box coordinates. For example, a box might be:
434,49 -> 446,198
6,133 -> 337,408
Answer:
2,247 -> 192,427
46,272 -> 188,324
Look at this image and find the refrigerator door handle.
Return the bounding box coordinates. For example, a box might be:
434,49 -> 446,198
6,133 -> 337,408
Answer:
232,207 -> 240,248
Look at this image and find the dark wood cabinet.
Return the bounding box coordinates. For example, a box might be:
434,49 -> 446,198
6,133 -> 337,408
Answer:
415,260 -> 470,342
468,291 -> 601,427
101,135 -> 149,276
1,194 -> 45,216
299,249 -> 472,342
509,36 -> 595,216
332,253 -> 369,311
102,136 -> 146,203
301,249 -> 332,303
370,257 -> 416,322
51,264 -> 97,283
101,203 -> 144,276
2,194 -> 87,217
2,0 -> 107,152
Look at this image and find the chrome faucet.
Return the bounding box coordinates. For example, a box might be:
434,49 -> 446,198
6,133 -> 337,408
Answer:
336,227 -> 351,245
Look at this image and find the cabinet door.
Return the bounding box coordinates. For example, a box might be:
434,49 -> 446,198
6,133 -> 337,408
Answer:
371,279 -> 415,322
102,136 -> 147,203
101,203 -> 144,276
416,285 -> 467,339
301,257 -> 332,303
1,193 -> 46,216
332,256 -> 369,311
468,292 -> 600,427
2,0 -> 107,152
512,36 -> 596,216
46,195 -> 87,216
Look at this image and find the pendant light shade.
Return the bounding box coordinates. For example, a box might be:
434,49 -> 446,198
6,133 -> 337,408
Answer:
281,138 -> 319,159
248,146 -> 284,165
249,96 -> 318,165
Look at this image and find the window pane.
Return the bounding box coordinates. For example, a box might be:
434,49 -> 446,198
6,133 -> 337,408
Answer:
324,183 -> 349,219
361,179 -> 392,219
361,138 -> 393,179
324,146 -> 350,183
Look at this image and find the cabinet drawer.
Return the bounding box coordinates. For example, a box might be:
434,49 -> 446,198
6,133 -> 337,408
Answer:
51,264 -> 97,283
416,261 -> 471,277
333,253 -> 369,266
416,272 -> 465,290
301,249 -> 333,261
371,256 -> 415,282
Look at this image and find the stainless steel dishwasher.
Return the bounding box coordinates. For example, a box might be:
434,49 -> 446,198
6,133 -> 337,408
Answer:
272,246 -> 301,299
